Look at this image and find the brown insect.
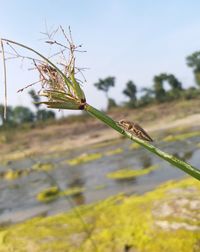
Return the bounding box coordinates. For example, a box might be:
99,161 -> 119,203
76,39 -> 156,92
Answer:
117,119 -> 153,142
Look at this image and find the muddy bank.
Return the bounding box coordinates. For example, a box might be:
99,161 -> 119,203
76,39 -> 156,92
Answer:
1,105 -> 200,164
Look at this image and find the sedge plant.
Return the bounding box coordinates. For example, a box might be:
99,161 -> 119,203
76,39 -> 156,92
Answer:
1,28 -> 200,181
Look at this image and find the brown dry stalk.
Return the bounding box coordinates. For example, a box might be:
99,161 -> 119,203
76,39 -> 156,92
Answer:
0,40 -> 7,119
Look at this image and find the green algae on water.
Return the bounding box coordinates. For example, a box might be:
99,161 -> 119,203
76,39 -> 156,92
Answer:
105,148 -> 123,156
62,187 -> 85,196
37,186 -> 85,203
67,148 -> 123,166
106,165 -> 159,180
67,152 -> 102,166
0,163 -> 54,182
37,186 -> 60,203
1,168 -> 31,180
1,177 -> 200,252
32,162 -> 54,171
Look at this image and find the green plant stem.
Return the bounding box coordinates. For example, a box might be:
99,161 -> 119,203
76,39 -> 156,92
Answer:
85,103 -> 200,181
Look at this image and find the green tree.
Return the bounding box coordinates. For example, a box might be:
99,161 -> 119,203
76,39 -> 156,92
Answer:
28,89 -> 41,111
186,51 -> 200,87
94,77 -> 115,101
108,98 -> 117,109
13,106 -> 34,124
123,81 -> 137,107
28,89 -> 55,121
182,87 -> 200,99
153,74 -> 166,102
0,105 -> 14,127
167,74 -> 182,91
167,74 -> 183,99
36,109 -> 55,121
153,73 -> 182,102
139,87 -> 154,106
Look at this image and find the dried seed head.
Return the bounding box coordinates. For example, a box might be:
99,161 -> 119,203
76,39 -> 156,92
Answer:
37,63 -> 67,93
0,29 -> 87,112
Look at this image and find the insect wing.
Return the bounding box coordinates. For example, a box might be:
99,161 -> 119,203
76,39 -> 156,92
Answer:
132,123 -> 153,142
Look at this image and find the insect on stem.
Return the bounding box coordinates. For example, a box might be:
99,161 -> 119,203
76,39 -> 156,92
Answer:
117,119 -> 153,142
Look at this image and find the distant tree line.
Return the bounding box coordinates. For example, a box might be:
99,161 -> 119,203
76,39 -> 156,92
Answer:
0,90 -> 55,128
94,51 -> 200,109
1,50 -> 200,128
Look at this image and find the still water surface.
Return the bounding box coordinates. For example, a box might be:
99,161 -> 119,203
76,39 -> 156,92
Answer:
0,134 -> 199,224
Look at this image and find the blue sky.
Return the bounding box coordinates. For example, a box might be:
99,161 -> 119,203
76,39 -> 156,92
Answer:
1,0 -> 200,113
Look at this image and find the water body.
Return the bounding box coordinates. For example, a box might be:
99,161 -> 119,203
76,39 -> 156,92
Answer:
0,133 -> 199,225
